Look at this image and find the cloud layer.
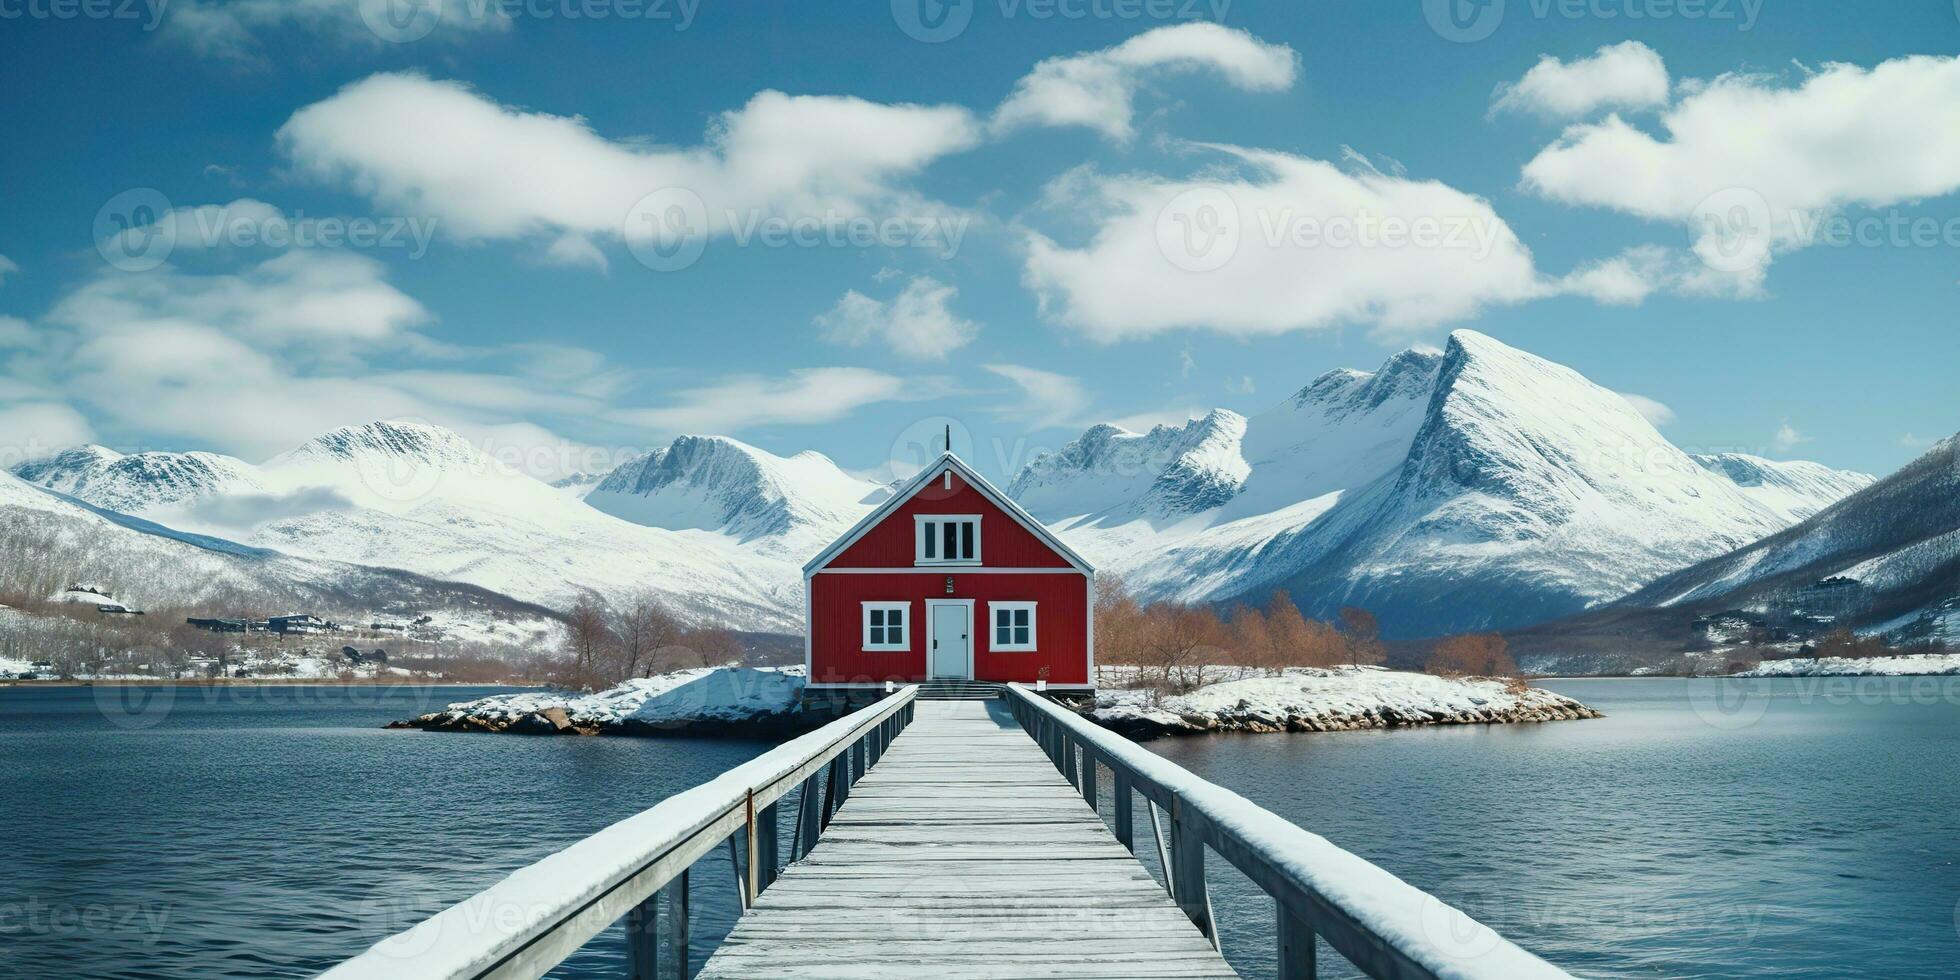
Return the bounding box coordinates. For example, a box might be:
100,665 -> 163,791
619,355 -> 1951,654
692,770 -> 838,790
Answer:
993,23 -> 1298,142
1491,41 -> 1670,119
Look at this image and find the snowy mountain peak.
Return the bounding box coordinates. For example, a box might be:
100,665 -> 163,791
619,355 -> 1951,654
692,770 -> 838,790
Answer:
10,444 -> 262,513
586,434 -> 879,553
281,420 -> 487,470
1009,409 -> 1249,523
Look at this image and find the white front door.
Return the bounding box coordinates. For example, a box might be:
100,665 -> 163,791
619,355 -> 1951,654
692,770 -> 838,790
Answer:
927,602 -> 972,679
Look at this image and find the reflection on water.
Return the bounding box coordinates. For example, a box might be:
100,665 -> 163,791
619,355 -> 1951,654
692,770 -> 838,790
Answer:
4,677 -> 1957,979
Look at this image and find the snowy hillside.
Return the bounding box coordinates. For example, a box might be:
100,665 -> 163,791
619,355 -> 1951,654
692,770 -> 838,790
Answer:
0,468 -> 558,644
1016,331 -> 1872,638
13,421 -> 821,630
1610,433 -> 1960,643
585,435 -> 885,560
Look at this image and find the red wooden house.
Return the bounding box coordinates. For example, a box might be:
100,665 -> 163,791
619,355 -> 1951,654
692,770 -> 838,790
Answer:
803,452 -> 1094,694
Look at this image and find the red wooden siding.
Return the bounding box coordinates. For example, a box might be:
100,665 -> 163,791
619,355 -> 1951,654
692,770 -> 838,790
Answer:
827,471 -> 1074,569
808,572 -> 1089,686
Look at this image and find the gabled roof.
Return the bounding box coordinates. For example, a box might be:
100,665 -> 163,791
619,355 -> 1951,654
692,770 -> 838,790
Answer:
803,452 -> 1093,576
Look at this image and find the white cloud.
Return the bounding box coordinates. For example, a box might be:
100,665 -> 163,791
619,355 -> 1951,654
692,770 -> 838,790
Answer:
542,233 -> 609,273
0,255 -> 17,287
6,244 -> 621,472
0,316 -> 32,348
616,368 -> 917,434
1771,421 -> 1810,452
0,403 -> 95,465
1522,55 -> 1960,287
1022,145 -> 1546,341
992,23 -> 1297,142
1492,41 -> 1670,119
1617,392 -> 1676,427
278,73 -> 979,260
50,249 -> 427,346
815,276 -> 979,360
983,364 -> 1093,430
160,0 -> 507,60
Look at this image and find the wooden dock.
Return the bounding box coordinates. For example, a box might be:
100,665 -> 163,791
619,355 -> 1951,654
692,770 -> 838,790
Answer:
697,699 -> 1238,979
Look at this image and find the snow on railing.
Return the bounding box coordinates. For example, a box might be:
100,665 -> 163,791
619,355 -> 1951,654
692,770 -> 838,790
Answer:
321,687 -> 916,980
1005,683 -> 1572,980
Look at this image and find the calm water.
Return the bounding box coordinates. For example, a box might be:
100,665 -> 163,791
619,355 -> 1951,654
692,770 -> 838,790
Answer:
2,678 -> 1957,978
1148,676 -> 1960,978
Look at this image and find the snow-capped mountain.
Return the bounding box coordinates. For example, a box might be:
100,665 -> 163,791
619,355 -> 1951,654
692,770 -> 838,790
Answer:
0,466 -> 558,645
11,422 -> 865,630
585,436 -> 885,560
1013,331 -> 1873,638
13,445 -> 265,513
1611,432 -> 1960,642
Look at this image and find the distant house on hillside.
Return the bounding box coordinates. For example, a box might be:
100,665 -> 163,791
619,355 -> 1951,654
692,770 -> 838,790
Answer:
186,617 -> 249,633
268,615 -> 329,635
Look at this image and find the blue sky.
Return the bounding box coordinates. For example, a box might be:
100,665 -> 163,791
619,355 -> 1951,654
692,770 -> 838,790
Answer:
0,0 -> 1956,484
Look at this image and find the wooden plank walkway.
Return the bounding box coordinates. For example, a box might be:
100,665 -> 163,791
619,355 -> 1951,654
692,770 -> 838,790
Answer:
697,699 -> 1240,980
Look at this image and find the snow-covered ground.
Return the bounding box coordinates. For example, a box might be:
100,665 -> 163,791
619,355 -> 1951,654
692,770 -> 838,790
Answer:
397,666 -> 808,734
1088,665 -> 1600,738
1737,653 -> 1960,677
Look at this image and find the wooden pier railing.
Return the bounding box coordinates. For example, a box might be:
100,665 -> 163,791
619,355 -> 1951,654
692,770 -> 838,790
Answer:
320,687 -> 915,980
1005,683 -> 1569,980
328,684 -> 1570,980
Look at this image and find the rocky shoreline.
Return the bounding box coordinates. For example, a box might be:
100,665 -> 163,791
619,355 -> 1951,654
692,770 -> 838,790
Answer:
385,665 -> 1602,741
1081,669 -> 1603,740
386,666 -> 824,738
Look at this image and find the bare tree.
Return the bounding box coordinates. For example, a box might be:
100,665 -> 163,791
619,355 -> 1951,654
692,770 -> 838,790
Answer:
609,591 -> 681,680
1337,606 -> 1387,666
562,599 -> 613,689
1426,633 -> 1518,678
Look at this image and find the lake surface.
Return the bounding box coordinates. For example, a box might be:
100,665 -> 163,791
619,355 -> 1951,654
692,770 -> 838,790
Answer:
2,677 -> 1956,978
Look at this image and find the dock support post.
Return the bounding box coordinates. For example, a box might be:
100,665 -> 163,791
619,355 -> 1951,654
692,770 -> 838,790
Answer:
851,739 -> 866,786
1080,747 -> 1097,810
1113,774 -> 1133,852
1168,799 -> 1214,945
1278,906 -> 1316,980
1061,734 -> 1078,786
757,800 -> 780,892
625,892 -> 658,980
798,773 -> 822,857
666,870 -> 689,980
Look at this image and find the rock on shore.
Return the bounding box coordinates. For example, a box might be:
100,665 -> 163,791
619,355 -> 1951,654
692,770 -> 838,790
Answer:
388,666 -> 819,737
1084,667 -> 1602,740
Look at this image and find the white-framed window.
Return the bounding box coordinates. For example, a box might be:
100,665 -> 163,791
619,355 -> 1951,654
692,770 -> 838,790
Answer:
861,602 -> 910,652
989,601 -> 1036,652
915,514 -> 981,566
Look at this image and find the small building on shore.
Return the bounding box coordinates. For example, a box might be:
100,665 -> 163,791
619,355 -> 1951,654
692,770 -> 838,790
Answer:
802,451 -> 1094,696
